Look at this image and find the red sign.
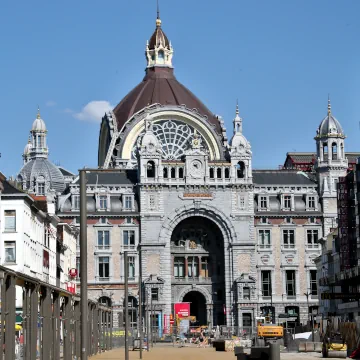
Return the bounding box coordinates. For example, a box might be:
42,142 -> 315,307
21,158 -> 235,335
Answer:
174,303 -> 190,318
43,250 -> 49,268
169,314 -> 174,325
67,283 -> 76,294
69,268 -> 78,278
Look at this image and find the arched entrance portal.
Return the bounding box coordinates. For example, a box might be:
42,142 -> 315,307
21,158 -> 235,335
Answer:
171,216 -> 226,326
183,291 -> 207,325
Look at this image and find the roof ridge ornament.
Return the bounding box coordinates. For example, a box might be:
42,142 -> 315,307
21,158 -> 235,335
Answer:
37,105 -> 41,119
236,99 -> 239,115
327,94 -> 331,116
156,0 -> 161,27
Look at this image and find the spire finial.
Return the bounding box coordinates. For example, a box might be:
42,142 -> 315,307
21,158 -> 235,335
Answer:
37,105 -> 41,119
28,134 -> 31,144
156,0 -> 161,27
327,94 -> 331,115
236,99 -> 239,115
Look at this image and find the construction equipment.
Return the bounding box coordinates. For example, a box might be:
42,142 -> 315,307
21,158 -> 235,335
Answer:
256,316 -> 283,346
322,332 -> 347,358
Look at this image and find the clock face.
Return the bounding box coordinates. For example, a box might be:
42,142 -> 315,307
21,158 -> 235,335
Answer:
190,159 -> 204,178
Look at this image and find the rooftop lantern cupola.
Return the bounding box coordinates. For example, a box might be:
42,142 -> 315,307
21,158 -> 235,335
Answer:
29,107 -> 49,159
145,5 -> 173,68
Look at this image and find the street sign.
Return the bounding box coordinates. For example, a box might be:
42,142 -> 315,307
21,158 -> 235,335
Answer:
321,293 -> 360,300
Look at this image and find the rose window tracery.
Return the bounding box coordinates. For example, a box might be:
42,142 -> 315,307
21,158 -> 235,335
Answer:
132,120 -> 208,160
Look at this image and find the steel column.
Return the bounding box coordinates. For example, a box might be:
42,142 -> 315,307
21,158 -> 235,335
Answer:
80,169 -> 88,359
24,286 -> 30,360
93,306 -> 98,355
0,273 -> 5,360
124,252 -> 129,360
29,284 -> 38,360
74,300 -> 81,358
4,275 -> 16,360
110,310 -> 113,350
138,246 -> 143,359
40,287 -> 52,360
52,293 -> 60,360
63,297 -> 72,360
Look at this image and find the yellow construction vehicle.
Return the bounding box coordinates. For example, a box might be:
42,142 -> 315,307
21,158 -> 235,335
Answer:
256,317 -> 284,346
322,332 -> 347,358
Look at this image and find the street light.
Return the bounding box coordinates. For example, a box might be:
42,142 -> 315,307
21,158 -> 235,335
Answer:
304,290 -> 315,342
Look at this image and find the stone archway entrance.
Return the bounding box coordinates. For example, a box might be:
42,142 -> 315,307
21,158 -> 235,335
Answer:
183,291 -> 207,325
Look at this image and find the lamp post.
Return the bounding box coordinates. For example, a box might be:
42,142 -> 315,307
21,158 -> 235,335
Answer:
124,252 -> 129,360
137,245 -> 143,359
304,290 -> 314,342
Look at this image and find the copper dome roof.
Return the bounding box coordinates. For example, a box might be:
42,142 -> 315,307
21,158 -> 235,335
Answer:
149,25 -> 170,49
113,67 -> 221,134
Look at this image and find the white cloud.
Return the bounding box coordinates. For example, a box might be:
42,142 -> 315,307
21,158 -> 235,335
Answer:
46,100 -> 56,107
74,101 -> 113,122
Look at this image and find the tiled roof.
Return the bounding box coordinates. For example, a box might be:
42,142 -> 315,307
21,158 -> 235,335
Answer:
285,152 -> 360,165
74,170 -> 137,185
253,170 -> 316,185
58,167 -> 74,176
2,180 -> 24,195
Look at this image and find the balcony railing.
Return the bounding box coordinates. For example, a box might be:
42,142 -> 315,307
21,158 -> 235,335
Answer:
96,245 -> 111,251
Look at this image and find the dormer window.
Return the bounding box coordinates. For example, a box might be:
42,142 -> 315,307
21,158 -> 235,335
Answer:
259,196 -> 269,211
284,196 -> 291,209
99,196 -> 107,210
38,182 -> 45,195
124,195 -> 134,211
307,196 -> 316,211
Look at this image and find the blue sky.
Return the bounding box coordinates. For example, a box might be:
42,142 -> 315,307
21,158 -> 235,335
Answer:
1,0 -> 359,177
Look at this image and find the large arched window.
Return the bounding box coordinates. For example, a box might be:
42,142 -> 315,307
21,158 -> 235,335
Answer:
236,162 -> 245,179
217,168 -> 222,179
147,161 -> 155,178
332,142 -> 337,160
163,167 -> 168,178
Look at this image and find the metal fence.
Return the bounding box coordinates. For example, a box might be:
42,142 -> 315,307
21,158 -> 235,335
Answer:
0,265 -> 112,360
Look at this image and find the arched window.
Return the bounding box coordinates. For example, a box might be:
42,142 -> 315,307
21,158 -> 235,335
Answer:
99,296 -> 112,307
341,143 -> 344,158
224,168 -> 230,179
237,162 -> 245,179
323,143 -> 328,160
158,50 -> 165,64
179,168 -> 184,178
124,296 -> 138,328
163,167 -> 168,178
332,142 -> 337,160
217,168 -> 222,179
237,123 -> 240,132
171,167 -> 176,179
147,161 -> 155,178
209,168 -> 214,179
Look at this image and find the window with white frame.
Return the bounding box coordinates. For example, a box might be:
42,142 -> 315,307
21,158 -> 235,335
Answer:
97,230 -> 110,249
174,257 -> 185,278
261,270 -> 272,297
4,241 -> 16,263
283,229 -> 295,248
98,256 -> 110,280
286,270 -> 296,296
310,270 -> 317,295
259,196 -> 268,210
283,195 -> 291,210
258,230 -> 271,248
123,230 -> 135,249
308,196 -> 316,210
99,195 -> 108,210
73,195 -> 80,210
307,229 -> 319,248
128,256 -> 136,279
4,210 -> 16,232
37,182 -> 45,195
124,195 -> 133,210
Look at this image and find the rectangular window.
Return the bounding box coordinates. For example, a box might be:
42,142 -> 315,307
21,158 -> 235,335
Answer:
123,230 -> 135,248
99,196 -> 107,210
4,210 -> 16,232
73,195 -> 80,210
242,313 -> 252,327
260,196 -> 268,210
307,229 -> 319,248
98,257 -> 110,280
308,196 -> 316,210
258,230 -> 271,248
4,241 -> 16,263
283,229 -> 295,248
188,257 -> 199,278
128,256 -> 135,279
239,196 -> 245,210
283,195 -> 291,210
174,257 -> 185,278
243,287 -> 250,300
261,270 -> 272,297
286,270 -> 296,296
124,196 -> 133,210
201,257 -> 210,278
310,270 -> 317,296
38,183 -> 45,195
97,230 -> 110,249
151,288 -> 159,301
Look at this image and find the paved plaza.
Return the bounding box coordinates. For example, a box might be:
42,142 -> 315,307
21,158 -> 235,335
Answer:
92,345 -> 323,360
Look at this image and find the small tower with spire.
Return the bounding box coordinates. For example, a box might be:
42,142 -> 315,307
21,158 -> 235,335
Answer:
145,2 -> 174,68
29,107 -> 49,159
229,101 -> 252,181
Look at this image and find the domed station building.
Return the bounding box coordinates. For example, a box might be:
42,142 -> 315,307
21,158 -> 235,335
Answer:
56,12 -> 356,330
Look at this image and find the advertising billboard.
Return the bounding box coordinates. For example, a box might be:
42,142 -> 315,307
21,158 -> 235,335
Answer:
174,302 -> 190,318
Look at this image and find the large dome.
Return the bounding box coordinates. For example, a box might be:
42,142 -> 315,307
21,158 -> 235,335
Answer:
113,67 -> 221,134
18,158 -> 66,194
